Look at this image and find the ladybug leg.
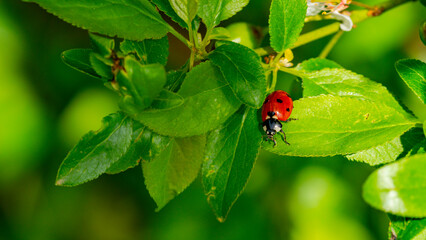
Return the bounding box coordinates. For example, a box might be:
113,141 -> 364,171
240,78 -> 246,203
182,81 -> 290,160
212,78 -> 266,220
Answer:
272,137 -> 277,147
284,118 -> 298,122
280,129 -> 290,145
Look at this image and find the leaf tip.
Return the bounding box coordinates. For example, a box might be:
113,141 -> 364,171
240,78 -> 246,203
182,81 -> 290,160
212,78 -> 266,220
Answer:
154,204 -> 166,212
55,178 -> 65,186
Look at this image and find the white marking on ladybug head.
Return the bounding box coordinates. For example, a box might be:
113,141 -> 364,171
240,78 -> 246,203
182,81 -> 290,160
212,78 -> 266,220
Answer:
263,125 -> 267,131
272,115 -> 278,119
265,115 -> 270,120
267,130 -> 276,136
274,125 -> 282,132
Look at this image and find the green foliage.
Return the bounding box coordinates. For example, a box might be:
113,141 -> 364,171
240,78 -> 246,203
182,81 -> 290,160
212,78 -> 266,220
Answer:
395,59 -> 426,104
347,128 -> 425,166
61,49 -> 100,78
424,121 -> 426,137
302,68 -> 413,119
294,63 -> 420,164
56,112 -> 132,186
120,36 -> 169,65
106,120 -> 170,174
134,62 -> 241,137
23,0 -> 170,40
26,0 -> 426,228
263,95 -> 416,156
197,0 -> 249,29
89,33 -> 114,57
389,215 -> 426,240
209,41 -> 266,108
90,53 -> 113,80
116,58 -> 166,115
363,154 -> 426,218
203,106 -> 261,221
169,0 -> 199,24
152,0 -> 187,28
150,89 -> 184,110
269,0 -> 307,52
296,58 -> 343,71
209,27 -> 231,41
143,135 -> 205,210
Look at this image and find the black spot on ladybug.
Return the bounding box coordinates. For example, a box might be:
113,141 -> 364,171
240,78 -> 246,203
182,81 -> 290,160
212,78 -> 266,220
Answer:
264,99 -> 269,104
286,108 -> 290,112
277,99 -> 283,103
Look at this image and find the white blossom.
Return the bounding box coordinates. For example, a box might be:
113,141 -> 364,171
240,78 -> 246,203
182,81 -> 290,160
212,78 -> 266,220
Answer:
330,11 -> 353,31
306,0 -> 354,32
306,0 -> 326,16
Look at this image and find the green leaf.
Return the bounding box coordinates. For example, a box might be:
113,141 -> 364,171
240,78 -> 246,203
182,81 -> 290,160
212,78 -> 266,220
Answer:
346,128 -> 425,166
296,58 -> 343,72
61,49 -> 100,79
203,106 -> 261,221
24,0 -> 169,40
120,36 -> 169,65
269,0 -> 307,52
56,112 -> 132,186
395,59 -> 426,104
389,215 -> 426,240
209,27 -> 231,41
116,58 -> 166,115
302,68 -> 414,120
90,52 -> 113,80
89,33 -> 114,57
143,135 -> 206,210
408,139 -> 426,156
150,89 -> 184,110
164,69 -> 187,92
198,0 -> 249,29
421,0 -> 426,7
135,61 -> 241,137
169,0 -> 199,24
209,41 -> 266,108
363,153 -> 426,218
152,0 -> 188,28
262,95 -> 417,156
107,120 -> 171,174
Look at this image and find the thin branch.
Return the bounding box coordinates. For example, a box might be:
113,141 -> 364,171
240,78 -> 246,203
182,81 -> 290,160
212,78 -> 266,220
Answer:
319,30 -> 344,58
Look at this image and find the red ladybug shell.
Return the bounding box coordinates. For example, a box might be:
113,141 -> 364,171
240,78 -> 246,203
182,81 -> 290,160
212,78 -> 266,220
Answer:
261,90 -> 294,122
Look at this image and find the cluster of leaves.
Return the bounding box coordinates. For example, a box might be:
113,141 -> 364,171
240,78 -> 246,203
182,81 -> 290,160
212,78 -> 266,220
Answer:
25,0 -> 426,236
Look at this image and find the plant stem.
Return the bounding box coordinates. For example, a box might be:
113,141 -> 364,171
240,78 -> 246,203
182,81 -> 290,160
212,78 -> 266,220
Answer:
319,30 -> 344,58
278,67 -> 306,78
188,20 -> 195,70
351,1 -> 374,9
200,28 -> 213,53
189,49 -> 195,70
377,0 -> 416,13
269,69 -> 278,92
168,26 -> 191,48
271,51 -> 285,66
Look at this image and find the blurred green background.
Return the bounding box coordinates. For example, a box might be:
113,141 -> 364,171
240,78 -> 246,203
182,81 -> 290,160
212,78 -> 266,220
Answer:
0,0 -> 425,239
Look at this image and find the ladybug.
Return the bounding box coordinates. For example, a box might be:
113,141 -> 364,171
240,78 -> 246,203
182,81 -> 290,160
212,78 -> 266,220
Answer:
261,90 -> 296,146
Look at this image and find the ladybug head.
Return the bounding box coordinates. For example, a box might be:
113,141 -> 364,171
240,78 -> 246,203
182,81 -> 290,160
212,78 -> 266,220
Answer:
262,118 -> 282,138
